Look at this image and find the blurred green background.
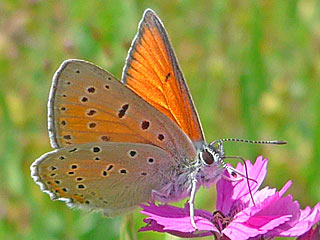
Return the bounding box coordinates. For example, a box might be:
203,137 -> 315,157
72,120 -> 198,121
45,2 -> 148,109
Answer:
1,0 -> 319,239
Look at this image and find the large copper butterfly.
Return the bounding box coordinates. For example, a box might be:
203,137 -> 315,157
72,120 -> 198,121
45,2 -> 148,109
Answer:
31,9 -> 285,229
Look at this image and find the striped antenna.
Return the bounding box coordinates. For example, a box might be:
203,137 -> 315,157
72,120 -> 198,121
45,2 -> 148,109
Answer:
219,138 -> 287,145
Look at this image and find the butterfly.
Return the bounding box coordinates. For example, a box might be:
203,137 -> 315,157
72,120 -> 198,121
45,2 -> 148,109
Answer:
31,9 -> 285,229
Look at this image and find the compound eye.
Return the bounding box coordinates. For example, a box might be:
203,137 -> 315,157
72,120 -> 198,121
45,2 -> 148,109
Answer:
201,149 -> 215,165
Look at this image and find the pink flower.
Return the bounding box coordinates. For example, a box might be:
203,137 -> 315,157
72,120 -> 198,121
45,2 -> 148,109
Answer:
297,225 -> 320,240
139,156 -> 320,239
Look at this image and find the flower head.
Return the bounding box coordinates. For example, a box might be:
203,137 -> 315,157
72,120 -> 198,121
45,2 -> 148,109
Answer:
139,156 -> 320,239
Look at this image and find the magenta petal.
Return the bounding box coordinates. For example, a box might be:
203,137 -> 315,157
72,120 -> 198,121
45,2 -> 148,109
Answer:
275,202 -> 320,237
222,193 -> 293,239
139,220 -> 213,238
250,186 -> 276,204
234,156 -> 268,193
222,183 -> 301,240
278,180 -> 292,197
297,224 -> 320,240
222,215 -> 290,240
216,170 -> 235,215
251,180 -> 292,209
236,156 -> 269,205
139,203 -> 218,238
247,194 -> 299,228
217,156 -> 268,215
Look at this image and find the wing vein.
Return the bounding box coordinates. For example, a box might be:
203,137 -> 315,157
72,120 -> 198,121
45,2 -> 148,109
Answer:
139,30 -> 184,127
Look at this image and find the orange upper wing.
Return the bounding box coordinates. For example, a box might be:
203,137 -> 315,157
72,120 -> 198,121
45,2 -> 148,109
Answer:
121,9 -> 205,143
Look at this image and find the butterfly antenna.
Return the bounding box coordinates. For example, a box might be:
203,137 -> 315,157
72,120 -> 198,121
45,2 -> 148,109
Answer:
219,138 -> 287,145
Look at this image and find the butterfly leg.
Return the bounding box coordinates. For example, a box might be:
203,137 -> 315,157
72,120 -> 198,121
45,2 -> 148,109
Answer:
189,178 -> 198,230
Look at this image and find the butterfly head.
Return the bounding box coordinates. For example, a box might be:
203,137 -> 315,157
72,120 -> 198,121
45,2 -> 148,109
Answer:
199,145 -> 224,166
196,143 -> 226,188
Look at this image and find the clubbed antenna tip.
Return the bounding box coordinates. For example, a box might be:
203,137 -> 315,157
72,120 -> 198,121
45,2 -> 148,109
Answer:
270,140 -> 287,145
219,138 -> 288,145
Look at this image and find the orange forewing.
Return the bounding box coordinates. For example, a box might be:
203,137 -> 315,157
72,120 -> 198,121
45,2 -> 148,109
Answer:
122,10 -> 205,143
48,60 -> 197,160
